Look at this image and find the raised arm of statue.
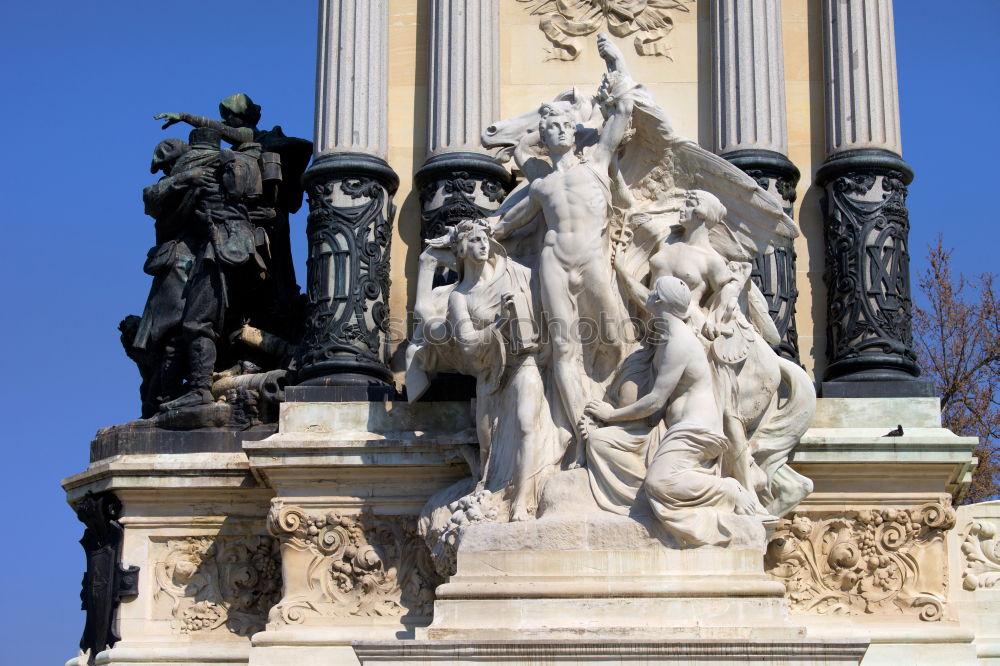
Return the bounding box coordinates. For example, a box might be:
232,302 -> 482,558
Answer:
593,95 -> 635,168
487,192 -> 541,240
597,32 -> 630,77
412,245 -> 452,343
154,112 -> 255,146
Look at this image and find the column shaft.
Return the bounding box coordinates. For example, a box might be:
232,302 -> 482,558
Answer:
817,0 -> 926,393
417,0 -> 512,244
296,0 -> 399,390
713,0 -> 788,155
427,0 -> 500,156
712,0 -> 801,364
823,0 -> 901,154
314,0 -> 388,158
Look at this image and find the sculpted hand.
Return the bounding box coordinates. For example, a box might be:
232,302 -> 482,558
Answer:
184,167 -> 216,188
419,244 -> 457,271
597,33 -> 626,71
584,400 -> 615,423
154,112 -> 184,130
613,249 -> 627,272
703,319 -> 718,340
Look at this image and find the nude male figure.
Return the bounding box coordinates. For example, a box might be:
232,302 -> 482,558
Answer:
487,34 -> 634,459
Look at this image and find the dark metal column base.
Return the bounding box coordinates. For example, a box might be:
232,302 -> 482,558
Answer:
295,152 -> 399,390
721,149 -> 802,365
816,149 -> 921,386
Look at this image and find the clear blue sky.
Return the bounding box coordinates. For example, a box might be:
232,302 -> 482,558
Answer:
0,2 -> 996,663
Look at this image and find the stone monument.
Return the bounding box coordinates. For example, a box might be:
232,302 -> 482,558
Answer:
62,2 -> 994,666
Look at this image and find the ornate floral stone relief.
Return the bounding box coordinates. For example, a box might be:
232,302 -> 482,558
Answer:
961,519 -> 1000,590
153,535 -> 281,637
517,0 -> 693,61
266,505 -> 440,628
765,503 -> 956,621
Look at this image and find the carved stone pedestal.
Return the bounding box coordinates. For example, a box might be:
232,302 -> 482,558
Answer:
353,495 -> 868,665
61,429 -> 277,666
774,397 -> 980,665
242,400 -> 472,666
63,397 -> 985,665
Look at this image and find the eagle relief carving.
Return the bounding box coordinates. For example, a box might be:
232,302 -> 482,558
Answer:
517,0 -> 694,61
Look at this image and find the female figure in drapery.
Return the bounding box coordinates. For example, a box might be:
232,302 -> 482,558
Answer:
614,189 -> 814,518
584,276 -> 766,547
407,220 -> 565,521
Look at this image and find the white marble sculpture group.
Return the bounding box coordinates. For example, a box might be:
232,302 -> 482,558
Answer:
407,35 -> 815,567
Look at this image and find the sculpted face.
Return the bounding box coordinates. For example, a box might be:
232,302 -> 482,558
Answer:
221,109 -> 246,128
540,114 -> 576,151
678,194 -> 700,230
461,228 -> 491,264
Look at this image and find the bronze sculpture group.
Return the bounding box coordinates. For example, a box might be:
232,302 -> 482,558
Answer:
121,94 -> 310,429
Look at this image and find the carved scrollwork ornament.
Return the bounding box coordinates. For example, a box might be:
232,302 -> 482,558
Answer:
516,0 -> 694,61
418,171 -> 509,243
414,152 -> 514,245
152,535 -> 281,636
961,519 -> 1000,590
266,505 -> 441,626
766,503 -> 956,621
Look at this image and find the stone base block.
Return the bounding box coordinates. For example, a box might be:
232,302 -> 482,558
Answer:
352,639 -> 870,665
248,627 -> 416,666
79,641 -> 251,665
247,645 -> 360,666
423,513 -> 800,641
803,619 -> 978,665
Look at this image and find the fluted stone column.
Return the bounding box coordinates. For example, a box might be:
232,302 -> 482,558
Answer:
410,0 -> 512,401
816,0 -> 927,394
296,0 -> 399,390
712,0 -> 801,363
415,0 -> 512,243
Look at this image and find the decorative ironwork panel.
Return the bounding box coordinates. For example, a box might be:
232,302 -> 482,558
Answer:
723,149 -> 802,364
297,154 -> 399,386
818,150 -> 919,382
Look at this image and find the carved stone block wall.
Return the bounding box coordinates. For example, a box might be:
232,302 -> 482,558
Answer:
766,502 -> 956,622
950,501 -> 1000,660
